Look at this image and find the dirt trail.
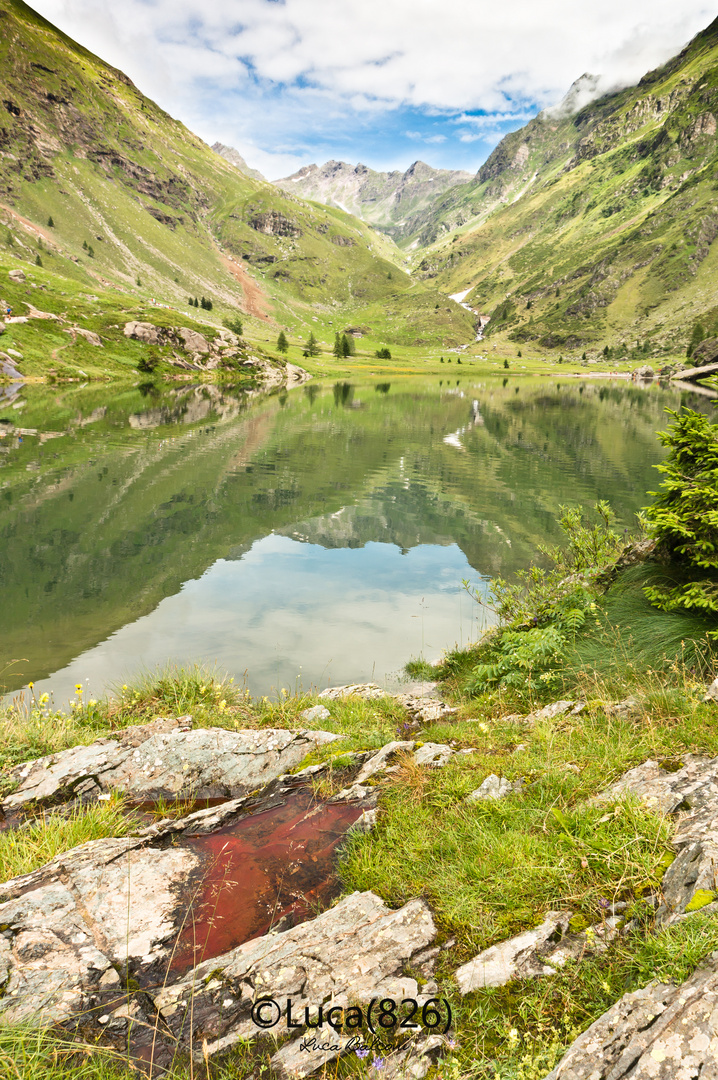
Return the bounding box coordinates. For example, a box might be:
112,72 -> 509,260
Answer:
219,251 -> 273,321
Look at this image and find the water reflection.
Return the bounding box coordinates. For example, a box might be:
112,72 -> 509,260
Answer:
0,376 -> 708,702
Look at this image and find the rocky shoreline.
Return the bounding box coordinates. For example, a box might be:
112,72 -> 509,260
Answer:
2,683 -> 718,1077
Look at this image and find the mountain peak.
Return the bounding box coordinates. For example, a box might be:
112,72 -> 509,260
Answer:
211,143 -> 266,182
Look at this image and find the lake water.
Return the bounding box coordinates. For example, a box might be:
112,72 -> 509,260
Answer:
0,375 -> 706,707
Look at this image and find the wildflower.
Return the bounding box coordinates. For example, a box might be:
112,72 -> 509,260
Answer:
597,897 -> 610,910
89,699 -> 97,707
355,1048 -> 370,1059
372,1057 -> 385,1070
508,1028 -> 519,1042
446,1038 -> 458,1050
122,685 -> 128,692
219,700 -> 227,712
28,682 -> 34,690
75,684 -> 83,694
477,721 -> 489,733
281,688 -> 288,696
39,693 -> 49,706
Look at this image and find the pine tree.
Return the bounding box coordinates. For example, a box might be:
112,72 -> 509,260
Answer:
82,240 -> 88,251
342,333 -> 356,356
194,297 -> 199,307
333,332 -> 343,358
277,331 -> 289,354
47,216 -> 54,228
305,331 -> 320,357
35,254 -> 42,266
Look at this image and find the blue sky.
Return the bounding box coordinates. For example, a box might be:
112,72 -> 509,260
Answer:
31,0 -> 716,179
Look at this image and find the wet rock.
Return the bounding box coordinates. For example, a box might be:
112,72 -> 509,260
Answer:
466,774 -> 522,802
8,269 -> 25,283
3,716 -> 339,810
123,320 -> 162,344
394,695 -> 457,725
177,327 -> 210,354
153,890 -> 436,1068
455,912 -> 572,992
300,704 -> 331,722
319,683 -> 389,700
544,953 -> 718,1078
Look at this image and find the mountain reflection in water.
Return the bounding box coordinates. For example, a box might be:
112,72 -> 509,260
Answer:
0,376 -> 706,703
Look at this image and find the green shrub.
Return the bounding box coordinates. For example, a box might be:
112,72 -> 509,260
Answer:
375,347 -> 392,359
223,315 -> 244,336
643,408 -> 718,623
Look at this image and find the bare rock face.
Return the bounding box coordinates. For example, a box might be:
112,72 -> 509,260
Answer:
2,716 -> 339,810
544,954 -> 718,1078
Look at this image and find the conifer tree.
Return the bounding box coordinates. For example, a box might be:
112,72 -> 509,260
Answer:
305,331 -> 320,357
277,331 -> 289,354
47,216 -> 54,228
333,332 -> 342,358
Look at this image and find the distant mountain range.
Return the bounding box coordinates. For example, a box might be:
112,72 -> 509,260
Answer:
274,159 -> 472,240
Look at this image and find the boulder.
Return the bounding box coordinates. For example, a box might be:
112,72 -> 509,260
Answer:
691,337 -> 718,367
2,715 -> 339,810
0,320 -> 4,335
525,700 -> 583,725
8,269 -> 25,283
74,327 -> 102,346
631,364 -> 655,380
123,320 -> 162,344
299,704 -> 331,722
394,694 -> 457,724
177,327 -> 210,353
544,954 -> 718,1078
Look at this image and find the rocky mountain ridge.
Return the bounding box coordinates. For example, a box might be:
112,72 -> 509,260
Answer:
211,141 -> 267,182
275,158 -> 472,239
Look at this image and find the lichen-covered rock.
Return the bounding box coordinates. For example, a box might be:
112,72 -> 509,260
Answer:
395,695 -> 457,724
455,912 -> 572,992
544,954 -> 718,1078
595,755 -> 718,814
3,716 -> 339,810
319,683 -> 388,700
466,774 -> 521,802
153,891 -> 436,1069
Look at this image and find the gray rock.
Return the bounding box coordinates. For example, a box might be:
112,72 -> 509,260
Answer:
455,912 -> 572,993
3,716 -> 339,810
632,364 -> 655,380
394,695 -> 457,724
318,682 -> 388,700
178,327 -> 210,354
73,327 -> 102,346
0,319 -> 4,334
153,891 -> 436,1067
6,348 -> 22,359
412,743 -> 454,768
466,774 -> 521,802
300,704 -> 331,722
8,269 -> 25,283
705,676 -> 718,702
123,320 -> 162,344
594,755 -> 718,922
525,700 -> 583,725
544,953 -> 718,1078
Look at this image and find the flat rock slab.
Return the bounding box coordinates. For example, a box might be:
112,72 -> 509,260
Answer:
3,717 -> 339,810
455,912 -> 621,994
318,683 -> 388,700
152,890 -> 437,1075
594,755 -> 718,923
544,954 -> 718,1078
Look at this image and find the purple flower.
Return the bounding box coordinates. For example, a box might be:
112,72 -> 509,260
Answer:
372,1057 -> 386,1070
446,1038 -> 458,1050
355,1048 -> 370,1059
598,897 -> 610,910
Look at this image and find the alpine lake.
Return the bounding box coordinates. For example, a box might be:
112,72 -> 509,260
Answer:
0,373 -> 708,707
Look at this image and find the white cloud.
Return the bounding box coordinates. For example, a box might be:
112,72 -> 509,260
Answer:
29,0 -> 717,172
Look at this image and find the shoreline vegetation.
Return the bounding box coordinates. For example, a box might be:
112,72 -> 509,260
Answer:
2,406 -> 718,1078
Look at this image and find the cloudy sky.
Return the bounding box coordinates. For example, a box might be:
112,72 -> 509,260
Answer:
31,0 -> 715,179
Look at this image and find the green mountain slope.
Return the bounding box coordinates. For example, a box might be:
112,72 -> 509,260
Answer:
408,18 -> 718,356
0,0 -> 474,366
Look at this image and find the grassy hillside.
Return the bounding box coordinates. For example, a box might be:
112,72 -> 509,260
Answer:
0,0 -> 474,371
406,18 -> 718,359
